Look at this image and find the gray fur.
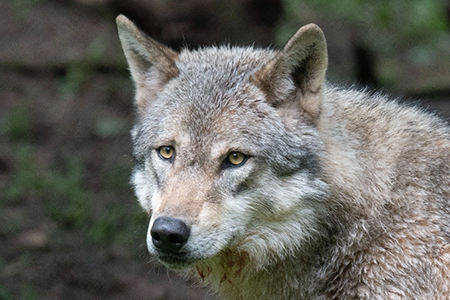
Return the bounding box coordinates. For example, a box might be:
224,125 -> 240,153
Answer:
117,15 -> 450,299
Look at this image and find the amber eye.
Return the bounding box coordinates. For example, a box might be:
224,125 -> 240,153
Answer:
158,146 -> 175,160
227,151 -> 246,166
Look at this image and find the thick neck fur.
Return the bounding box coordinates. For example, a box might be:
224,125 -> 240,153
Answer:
189,237 -> 328,299
318,85 -> 449,217
315,85 -> 450,298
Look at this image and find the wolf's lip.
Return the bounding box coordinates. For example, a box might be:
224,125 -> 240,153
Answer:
157,253 -> 192,269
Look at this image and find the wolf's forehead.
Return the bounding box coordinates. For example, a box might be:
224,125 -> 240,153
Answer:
170,48 -> 274,112
177,46 -> 275,87
178,46 -> 274,68
149,48 -> 270,127
141,47 -> 279,151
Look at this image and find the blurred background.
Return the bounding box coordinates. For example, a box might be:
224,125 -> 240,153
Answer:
1,0 -> 450,299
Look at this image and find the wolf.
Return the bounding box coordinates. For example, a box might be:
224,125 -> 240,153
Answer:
116,14 -> 450,299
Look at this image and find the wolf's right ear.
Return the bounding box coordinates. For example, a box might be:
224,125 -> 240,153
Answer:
116,15 -> 179,113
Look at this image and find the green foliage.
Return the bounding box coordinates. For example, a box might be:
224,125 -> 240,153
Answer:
279,0 -> 450,87
0,213 -> 24,235
85,37 -> 109,65
95,117 -> 128,138
0,286 -> 13,300
279,0 -> 449,48
0,254 -> 39,299
58,64 -> 93,98
3,108 -> 31,141
4,143 -> 91,226
87,204 -> 148,245
58,37 -> 109,98
45,159 -> 91,228
4,144 -> 45,203
21,285 -> 39,300
10,0 -> 42,19
4,141 -> 144,246
104,164 -> 131,191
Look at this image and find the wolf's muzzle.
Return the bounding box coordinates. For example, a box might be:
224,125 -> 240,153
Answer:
151,217 -> 190,252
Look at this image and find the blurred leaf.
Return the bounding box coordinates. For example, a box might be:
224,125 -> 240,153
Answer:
105,165 -> 131,191
85,37 -> 108,63
22,285 -> 39,300
95,117 -> 127,138
280,0 -> 450,48
58,64 -> 92,98
5,108 -> 31,141
0,286 -> 13,300
11,0 -> 42,19
4,143 -> 41,203
45,159 -> 91,228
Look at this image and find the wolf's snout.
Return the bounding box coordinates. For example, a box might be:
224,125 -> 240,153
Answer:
151,217 -> 190,251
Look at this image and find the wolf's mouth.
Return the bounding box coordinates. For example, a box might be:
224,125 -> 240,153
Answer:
157,252 -> 193,270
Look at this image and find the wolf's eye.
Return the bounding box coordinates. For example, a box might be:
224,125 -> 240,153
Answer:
158,146 -> 175,160
226,151 -> 247,166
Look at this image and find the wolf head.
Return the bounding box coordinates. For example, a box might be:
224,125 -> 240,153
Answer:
117,15 -> 330,271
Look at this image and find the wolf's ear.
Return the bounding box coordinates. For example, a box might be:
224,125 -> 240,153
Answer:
116,15 -> 179,113
251,24 -> 327,119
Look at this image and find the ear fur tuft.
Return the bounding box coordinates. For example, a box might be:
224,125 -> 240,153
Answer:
116,15 -> 179,112
251,24 -> 328,119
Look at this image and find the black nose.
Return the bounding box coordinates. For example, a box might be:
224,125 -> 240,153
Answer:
151,217 -> 190,252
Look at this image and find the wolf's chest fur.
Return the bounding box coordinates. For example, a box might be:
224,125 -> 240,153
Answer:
117,15 -> 450,299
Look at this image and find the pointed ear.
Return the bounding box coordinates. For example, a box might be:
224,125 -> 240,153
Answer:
116,15 -> 179,113
251,24 -> 328,119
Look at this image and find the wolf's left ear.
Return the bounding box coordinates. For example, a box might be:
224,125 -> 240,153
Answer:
116,15 -> 179,113
251,24 -> 327,119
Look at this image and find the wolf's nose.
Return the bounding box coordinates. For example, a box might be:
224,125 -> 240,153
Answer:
151,217 -> 190,251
